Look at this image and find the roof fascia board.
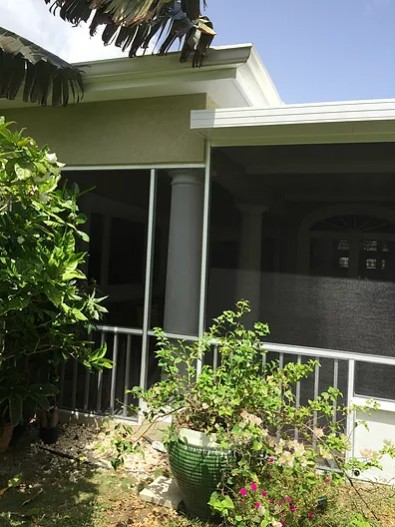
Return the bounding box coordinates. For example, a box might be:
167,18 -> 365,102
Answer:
0,45 -> 256,109
191,100 -> 395,147
80,45 -> 252,92
191,100 -> 395,130
235,47 -> 282,107
193,122 -> 395,148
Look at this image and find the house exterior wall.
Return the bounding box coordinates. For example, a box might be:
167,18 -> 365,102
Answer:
3,94 -> 207,166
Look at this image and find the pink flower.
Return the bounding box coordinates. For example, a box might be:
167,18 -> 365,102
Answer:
269,498 -> 275,503
254,502 -> 261,509
289,504 -> 297,513
285,496 -> 292,503
268,456 -> 276,464
280,521 -> 286,526
261,490 -> 268,497
308,512 -> 315,520
250,482 -> 258,491
324,476 -> 331,483
239,488 -> 247,496
278,499 -> 284,505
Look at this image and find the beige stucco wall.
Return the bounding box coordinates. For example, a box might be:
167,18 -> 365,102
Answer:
3,94 -> 207,166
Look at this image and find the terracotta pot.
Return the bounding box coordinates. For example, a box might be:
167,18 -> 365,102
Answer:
0,423 -> 15,453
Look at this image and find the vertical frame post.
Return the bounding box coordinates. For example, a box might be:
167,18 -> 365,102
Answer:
139,169 -> 157,393
197,141 -> 212,376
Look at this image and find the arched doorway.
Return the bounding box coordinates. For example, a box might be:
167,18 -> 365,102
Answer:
298,205 -> 395,281
297,205 -> 395,400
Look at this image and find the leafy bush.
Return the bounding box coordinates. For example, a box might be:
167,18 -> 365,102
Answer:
0,118 -> 109,426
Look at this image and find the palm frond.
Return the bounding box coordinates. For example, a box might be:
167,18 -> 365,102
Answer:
44,0 -> 216,67
0,27 -> 84,106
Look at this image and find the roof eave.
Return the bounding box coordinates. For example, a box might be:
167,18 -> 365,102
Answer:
191,99 -> 395,146
0,44 -> 281,109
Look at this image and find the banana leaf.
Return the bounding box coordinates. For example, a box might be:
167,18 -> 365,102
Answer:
0,27 -> 84,106
44,0 -> 215,66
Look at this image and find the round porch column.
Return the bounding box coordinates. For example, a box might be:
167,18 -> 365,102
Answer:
164,169 -> 204,336
236,204 -> 267,324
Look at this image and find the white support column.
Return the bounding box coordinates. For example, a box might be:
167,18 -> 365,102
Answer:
236,204 -> 267,324
164,169 -> 204,336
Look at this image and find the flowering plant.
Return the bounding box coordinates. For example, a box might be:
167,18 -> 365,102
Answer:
213,478 -> 328,527
209,454 -> 335,527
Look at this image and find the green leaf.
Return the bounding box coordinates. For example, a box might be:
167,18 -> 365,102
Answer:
30,394 -> 50,410
223,495 -> 234,509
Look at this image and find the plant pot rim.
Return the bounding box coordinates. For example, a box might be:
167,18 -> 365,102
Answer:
178,427 -> 220,449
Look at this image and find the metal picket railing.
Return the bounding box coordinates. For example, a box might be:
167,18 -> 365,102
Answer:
59,325 -> 395,436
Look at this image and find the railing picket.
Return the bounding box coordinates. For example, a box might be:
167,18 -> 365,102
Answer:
295,355 -> 302,440
213,345 -> 218,372
123,335 -> 132,417
110,333 -> 119,413
262,351 -> 267,367
71,359 -> 78,410
312,358 -> 320,449
83,368 -> 90,411
279,352 -> 284,369
346,359 -> 356,461
332,359 -> 339,424
96,331 -> 105,414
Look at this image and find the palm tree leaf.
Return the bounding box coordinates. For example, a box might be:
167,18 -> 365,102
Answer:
44,0 -> 215,66
0,27 -> 84,106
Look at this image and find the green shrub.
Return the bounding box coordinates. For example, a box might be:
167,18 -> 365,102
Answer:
0,118 -> 110,425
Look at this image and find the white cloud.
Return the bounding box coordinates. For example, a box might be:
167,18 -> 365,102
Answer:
0,0 -> 125,63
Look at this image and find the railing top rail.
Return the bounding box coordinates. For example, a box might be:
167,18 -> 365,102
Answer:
96,325 -> 143,336
262,341 -> 395,367
147,330 -> 200,341
96,325 -> 200,340
95,324 -> 395,367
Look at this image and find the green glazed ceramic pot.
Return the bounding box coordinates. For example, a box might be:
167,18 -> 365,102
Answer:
168,429 -> 229,520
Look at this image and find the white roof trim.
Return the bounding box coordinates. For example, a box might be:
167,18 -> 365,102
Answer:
191,99 -> 395,146
192,99 -> 395,129
0,45 -> 281,110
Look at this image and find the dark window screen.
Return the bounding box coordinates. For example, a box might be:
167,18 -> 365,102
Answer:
108,217 -> 145,285
88,213 -> 104,283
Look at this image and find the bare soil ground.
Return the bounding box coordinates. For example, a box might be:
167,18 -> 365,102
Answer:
0,423 -> 394,527
0,422 -> 202,527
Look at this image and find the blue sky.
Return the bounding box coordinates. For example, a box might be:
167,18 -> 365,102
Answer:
206,0 -> 395,103
1,0 -> 394,104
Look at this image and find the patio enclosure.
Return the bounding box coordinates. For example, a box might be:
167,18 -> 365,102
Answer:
59,142 -> 395,478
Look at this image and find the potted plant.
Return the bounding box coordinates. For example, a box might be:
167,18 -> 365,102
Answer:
110,303 -> 323,518
113,301 -> 395,522
0,365 -> 57,451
